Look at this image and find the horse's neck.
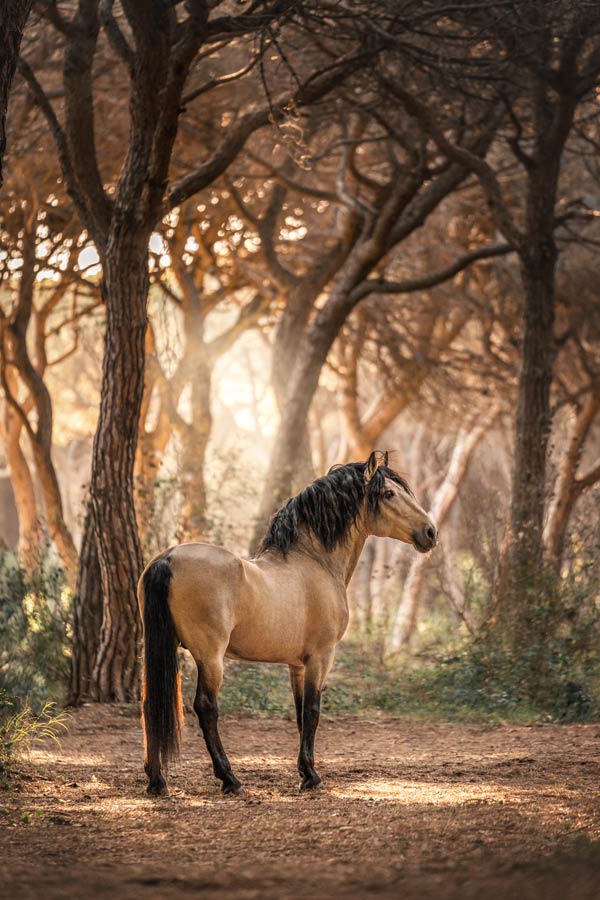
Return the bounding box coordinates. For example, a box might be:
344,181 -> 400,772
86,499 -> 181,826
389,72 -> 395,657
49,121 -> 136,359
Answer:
339,527 -> 368,586
299,526 -> 367,587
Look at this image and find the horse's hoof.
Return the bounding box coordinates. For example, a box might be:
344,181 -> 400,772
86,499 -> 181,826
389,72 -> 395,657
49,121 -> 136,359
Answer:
147,782 -> 169,798
299,774 -> 322,792
222,780 -> 244,796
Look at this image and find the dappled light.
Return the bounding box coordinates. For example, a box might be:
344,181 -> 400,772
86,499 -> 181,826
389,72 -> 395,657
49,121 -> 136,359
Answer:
3,707 -> 600,899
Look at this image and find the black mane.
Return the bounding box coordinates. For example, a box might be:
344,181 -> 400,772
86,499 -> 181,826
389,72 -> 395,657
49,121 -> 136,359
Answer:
258,460 -> 413,556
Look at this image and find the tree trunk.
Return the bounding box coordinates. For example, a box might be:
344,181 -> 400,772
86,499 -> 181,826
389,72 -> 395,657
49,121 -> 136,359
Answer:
250,291 -> 356,552
0,0 -> 33,187
271,282 -> 320,492
4,402 -> 41,570
388,415 -> 495,652
30,441 -> 78,586
496,236 -> 557,620
67,504 -> 103,705
543,391 -> 600,568
87,232 -> 147,702
495,75 -> 575,618
347,536 -> 376,633
135,395 -> 172,556
179,358 -> 212,540
250,330 -> 332,552
1,241 -> 78,587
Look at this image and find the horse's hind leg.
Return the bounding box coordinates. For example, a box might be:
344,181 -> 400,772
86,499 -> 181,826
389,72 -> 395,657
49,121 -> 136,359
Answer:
298,651 -> 334,792
289,665 -> 304,733
193,655 -> 242,795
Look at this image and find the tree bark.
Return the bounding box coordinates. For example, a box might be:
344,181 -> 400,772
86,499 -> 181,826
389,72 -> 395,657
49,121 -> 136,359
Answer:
0,0 -> 33,188
496,169 -> 560,615
89,232 -> 147,702
67,504 -> 103,705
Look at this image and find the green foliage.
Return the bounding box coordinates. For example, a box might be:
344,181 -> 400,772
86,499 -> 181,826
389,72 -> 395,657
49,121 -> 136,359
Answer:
398,556 -> 600,723
0,688 -> 69,787
0,550 -> 71,709
220,662 -> 293,715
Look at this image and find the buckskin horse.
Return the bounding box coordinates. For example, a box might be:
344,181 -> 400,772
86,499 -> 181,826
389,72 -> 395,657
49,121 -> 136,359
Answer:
138,451 -> 437,797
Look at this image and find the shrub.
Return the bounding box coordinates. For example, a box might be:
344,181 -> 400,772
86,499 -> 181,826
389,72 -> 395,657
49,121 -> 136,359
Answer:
0,550 -> 71,708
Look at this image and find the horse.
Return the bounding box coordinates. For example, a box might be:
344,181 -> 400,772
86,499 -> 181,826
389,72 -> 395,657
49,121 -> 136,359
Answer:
138,451 -> 437,797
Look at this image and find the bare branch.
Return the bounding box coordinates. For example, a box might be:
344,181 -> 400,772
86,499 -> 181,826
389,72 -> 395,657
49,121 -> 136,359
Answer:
167,51 -> 364,211
350,243 -> 515,304
16,59 -> 90,227
98,0 -> 134,72
380,78 -> 524,249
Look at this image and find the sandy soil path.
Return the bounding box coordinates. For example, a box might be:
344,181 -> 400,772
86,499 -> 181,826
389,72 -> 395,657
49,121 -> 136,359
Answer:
1,706 -> 600,899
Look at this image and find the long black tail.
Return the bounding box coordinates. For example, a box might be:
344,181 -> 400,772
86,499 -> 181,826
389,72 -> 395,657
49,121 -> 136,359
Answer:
141,557 -> 182,785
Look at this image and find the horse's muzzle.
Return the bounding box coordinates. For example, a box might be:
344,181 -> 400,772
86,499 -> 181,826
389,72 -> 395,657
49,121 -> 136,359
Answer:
412,524 -> 437,553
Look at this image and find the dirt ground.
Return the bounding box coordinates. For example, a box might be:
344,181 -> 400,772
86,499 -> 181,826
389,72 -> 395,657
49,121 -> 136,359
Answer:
1,706 -> 600,899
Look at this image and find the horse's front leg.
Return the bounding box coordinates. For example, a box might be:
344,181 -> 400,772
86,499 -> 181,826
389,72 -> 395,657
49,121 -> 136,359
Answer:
298,651 -> 334,791
193,656 -> 242,795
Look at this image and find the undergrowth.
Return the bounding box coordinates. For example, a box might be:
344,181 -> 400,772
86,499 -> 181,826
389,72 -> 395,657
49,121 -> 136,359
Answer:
0,550 -> 71,710
0,689 -> 69,788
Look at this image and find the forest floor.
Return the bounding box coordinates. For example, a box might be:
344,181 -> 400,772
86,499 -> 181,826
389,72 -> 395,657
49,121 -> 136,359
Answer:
1,705 -> 600,899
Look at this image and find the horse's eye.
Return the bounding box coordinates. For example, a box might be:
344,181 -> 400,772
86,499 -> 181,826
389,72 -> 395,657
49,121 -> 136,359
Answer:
383,490 -> 394,500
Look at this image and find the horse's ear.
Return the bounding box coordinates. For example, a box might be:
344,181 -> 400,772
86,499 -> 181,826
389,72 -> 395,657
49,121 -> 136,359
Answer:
382,450 -> 389,468
365,451 -> 378,482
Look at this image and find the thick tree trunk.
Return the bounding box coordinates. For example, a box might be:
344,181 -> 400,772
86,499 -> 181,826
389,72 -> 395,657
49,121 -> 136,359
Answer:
509,256 -> 556,562
88,232 -> 147,702
496,232 -> 557,620
495,77 -> 575,620
67,505 -> 103,705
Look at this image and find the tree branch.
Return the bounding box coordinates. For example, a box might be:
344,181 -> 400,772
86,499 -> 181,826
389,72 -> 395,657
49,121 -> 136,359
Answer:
380,78 -> 524,249
98,0 -> 134,73
17,59 -> 90,228
166,51 -> 364,211
350,243 -> 514,304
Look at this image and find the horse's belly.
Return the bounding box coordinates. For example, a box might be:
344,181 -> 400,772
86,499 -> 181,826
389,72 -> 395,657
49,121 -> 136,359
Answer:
226,607 -> 307,665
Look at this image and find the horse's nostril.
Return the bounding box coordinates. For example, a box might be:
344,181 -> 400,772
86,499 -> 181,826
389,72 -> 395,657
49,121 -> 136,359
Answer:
425,526 -> 436,542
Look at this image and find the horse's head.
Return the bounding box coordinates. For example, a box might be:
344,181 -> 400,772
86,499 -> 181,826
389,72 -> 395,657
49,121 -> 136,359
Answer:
363,452 -> 437,553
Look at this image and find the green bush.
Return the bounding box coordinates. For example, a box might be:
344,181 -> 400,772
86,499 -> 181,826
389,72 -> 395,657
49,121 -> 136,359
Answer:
397,557 -> 600,722
0,550 -> 71,709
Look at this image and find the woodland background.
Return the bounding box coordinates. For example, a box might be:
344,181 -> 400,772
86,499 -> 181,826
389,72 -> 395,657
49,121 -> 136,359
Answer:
1,0 -> 600,731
